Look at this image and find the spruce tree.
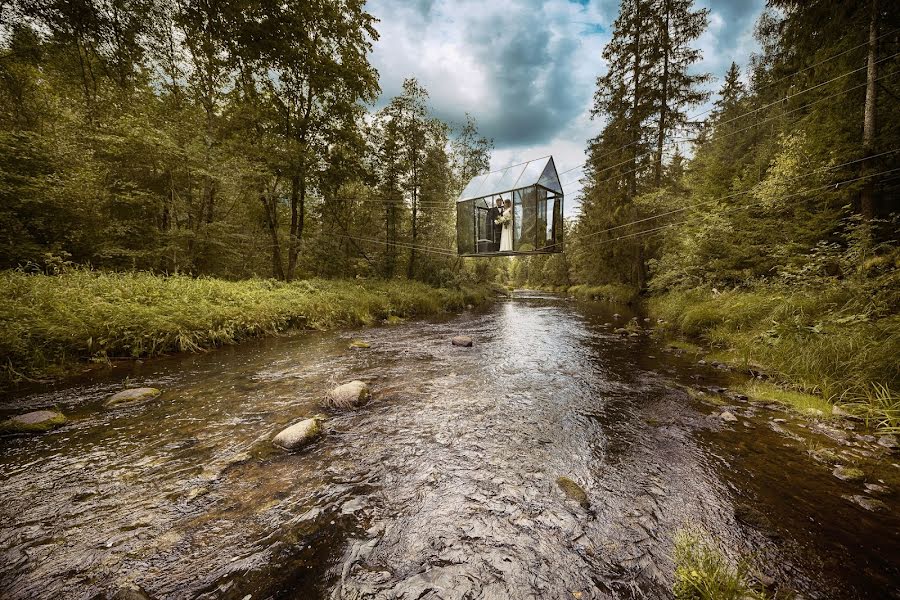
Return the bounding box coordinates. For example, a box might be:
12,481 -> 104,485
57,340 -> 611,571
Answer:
651,0 -> 711,187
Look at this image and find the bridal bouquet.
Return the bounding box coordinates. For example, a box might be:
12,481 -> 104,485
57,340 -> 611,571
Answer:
495,212 -> 512,226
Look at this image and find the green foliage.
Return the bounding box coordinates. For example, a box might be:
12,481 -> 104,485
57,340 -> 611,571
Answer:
0,270 -> 494,385
568,284 -> 638,304
673,529 -> 768,600
0,3 -> 493,284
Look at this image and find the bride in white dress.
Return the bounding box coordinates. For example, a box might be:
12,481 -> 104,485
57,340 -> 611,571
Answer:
499,198 -> 513,252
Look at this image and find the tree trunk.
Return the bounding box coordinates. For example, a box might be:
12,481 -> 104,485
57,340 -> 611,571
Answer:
655,0 -> 670,188
628,0 -> 642,199
860,0 -> 878,222
260,187 -> 285,280
286,174 -> 305,281
408,171 -> 418,279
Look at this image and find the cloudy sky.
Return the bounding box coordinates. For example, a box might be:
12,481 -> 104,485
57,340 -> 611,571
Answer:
366,0 -> 766,215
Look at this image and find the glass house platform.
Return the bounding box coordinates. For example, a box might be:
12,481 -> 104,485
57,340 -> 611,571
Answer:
456,156 -> 563,256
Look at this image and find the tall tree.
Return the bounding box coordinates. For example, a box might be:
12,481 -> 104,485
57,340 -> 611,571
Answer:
651,0 -> 711,187
450,113 -> 493,195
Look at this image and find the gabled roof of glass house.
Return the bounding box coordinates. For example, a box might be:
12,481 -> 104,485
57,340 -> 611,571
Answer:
456,156 -> 563,202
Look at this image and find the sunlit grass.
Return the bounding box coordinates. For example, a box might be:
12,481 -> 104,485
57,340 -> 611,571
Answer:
0,270 -> 494,384
667,339 -> 701,351
739,381 -> 834,417
649,287 -> 899,402
843,382 -> 900,434
673,529 -> 768,600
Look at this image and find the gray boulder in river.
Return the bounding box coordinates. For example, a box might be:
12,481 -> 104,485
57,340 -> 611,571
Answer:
273,418 -> 322,451
451,335 -> 473,347
0,410 -> 67,434
323,381 -> 371,410
105,387 -> 161,408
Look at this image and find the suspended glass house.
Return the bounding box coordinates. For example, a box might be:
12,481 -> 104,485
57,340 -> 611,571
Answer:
456,156 -> 563,256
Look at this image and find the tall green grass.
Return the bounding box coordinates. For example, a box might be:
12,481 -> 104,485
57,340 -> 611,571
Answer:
673,529 -> 768,600
649,286 -> 900,430
0,271 -> 493,384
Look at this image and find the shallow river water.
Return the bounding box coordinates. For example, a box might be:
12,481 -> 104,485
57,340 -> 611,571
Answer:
1,292 -> 899,599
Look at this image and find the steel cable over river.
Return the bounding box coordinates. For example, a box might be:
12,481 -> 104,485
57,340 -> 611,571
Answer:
1,292 -> 898,599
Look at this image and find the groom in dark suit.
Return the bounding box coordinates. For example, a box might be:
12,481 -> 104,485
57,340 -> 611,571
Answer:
488,196 -> 504,251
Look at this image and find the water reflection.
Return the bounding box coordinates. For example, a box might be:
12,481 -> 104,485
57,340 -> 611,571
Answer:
0,292 -> 897,599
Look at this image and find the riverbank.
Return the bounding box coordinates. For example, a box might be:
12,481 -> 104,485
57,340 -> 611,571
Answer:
0,271 -> 496,386
648,286 -> 900,432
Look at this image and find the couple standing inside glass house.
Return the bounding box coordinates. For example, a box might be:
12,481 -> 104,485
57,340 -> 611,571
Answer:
456,155 -> 564,256
488,196 -> 514,252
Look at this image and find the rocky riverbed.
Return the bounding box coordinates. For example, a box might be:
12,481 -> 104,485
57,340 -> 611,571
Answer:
1,292 -> 898,599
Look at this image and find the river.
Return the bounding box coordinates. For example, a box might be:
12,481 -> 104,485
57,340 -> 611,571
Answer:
1,292 -> 898,599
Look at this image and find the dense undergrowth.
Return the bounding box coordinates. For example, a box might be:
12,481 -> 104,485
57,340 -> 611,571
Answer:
649,280 -> 899,431
567,283 -> 640,305
0,270 -> 495,386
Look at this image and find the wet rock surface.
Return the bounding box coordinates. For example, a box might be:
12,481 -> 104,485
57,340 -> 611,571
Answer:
0,409 -> 66,433
273,418 -> 322,451
450,335 -> 473,347
322,381 -> 371,410
105,387 -> 161,407
0,292 -> 897,600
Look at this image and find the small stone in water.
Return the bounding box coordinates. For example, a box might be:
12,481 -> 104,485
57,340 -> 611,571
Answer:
832,465 -> 864,482
864,483 -> 891,495
106,387 -> 161,408
451,335 -> 473,347
843,494 -> 888,512
273,418 -> 322,450
323,381 -> 371,410
877,434 -> 899,450
0,410 -> 67,434
556,476 -> 590,509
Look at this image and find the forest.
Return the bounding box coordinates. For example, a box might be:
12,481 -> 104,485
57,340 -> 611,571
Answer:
2,1 -> 900,598
1,0 -> 898,404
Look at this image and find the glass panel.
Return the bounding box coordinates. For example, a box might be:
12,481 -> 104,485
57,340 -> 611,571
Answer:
494,163 -> 528,193
535,188 -> 547,249
538,157 -> 563,194
458,174 -> 488,201
515,159 -> 547,188
514,186 -> 537,251
477,170 -> 505,198
553,196 -> 563,250
543,193 -> 555,249
475,197 -> 492,253
456,200 -> 474,254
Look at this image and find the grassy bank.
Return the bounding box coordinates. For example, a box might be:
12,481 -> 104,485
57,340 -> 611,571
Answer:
567,283 -> 640,304
648,286 -> 899,430
0,271 -> 495,385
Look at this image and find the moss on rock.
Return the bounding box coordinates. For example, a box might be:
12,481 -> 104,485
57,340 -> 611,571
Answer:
556,476 -> 590,509
105,387 -> 161,408
0,410 -> 67,434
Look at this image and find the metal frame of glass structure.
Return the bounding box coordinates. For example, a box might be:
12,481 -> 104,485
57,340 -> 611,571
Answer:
456,156 -> 564,256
